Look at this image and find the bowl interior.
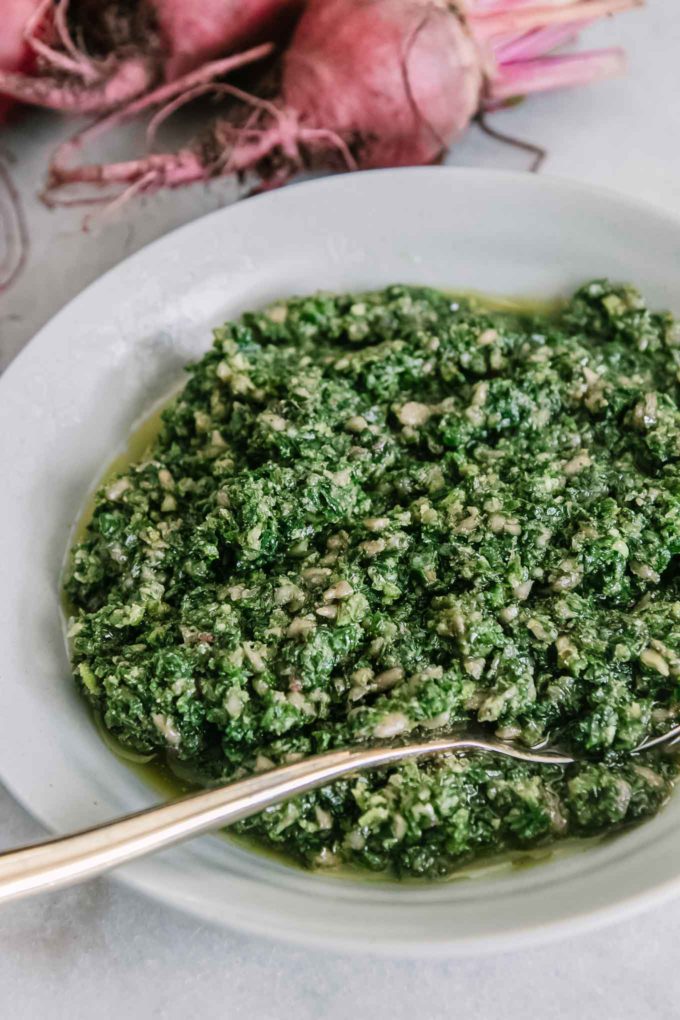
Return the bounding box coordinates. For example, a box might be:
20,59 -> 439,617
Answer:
2,168 -> 680,953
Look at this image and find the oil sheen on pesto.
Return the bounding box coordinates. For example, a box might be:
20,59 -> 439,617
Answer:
65,281 -> 680,878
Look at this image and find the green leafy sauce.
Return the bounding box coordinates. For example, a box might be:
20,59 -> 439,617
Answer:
65,281 -> 680,878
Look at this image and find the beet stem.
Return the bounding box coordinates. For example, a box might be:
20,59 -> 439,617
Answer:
494,22 -> 585,61
471,0 -> 642,39
489,47 -> 626,100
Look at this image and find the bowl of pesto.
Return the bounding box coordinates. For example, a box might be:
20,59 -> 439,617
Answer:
2,169 -> 680,954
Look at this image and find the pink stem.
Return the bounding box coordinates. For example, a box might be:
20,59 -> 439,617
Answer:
0,56 -> 152,112
468,0 -> 609,11
471,0 -> 583,9
470,0 -> 641,40
495,22 -> 587,61
488,47 -> 626,101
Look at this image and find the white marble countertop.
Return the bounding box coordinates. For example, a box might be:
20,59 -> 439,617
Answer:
2,3 -> 680,1017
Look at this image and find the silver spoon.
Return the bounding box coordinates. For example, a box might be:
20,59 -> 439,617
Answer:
1,723 -> 679,904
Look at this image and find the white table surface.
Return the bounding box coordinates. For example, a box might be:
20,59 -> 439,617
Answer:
1,3 -> 680,1017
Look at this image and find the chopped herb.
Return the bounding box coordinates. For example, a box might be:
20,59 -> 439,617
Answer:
65,281 -> 680,877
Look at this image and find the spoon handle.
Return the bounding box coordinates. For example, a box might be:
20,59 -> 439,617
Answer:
0,735 -> 572,903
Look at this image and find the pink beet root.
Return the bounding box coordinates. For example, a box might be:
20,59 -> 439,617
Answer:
50,0 -> 642,199
0,0 -> 299,116
0,0 -> 42,121
278,0 -> 484,168
152,0 -> 304,78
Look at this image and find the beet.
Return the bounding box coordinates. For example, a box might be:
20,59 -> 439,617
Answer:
0,0 -> 300,115
152,0 -> 303,78
0,0 -> 42,122
276,0 -> 484,169
50,0 -> 640,198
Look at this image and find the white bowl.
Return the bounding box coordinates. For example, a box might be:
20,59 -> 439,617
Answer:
2,168 -> 680,956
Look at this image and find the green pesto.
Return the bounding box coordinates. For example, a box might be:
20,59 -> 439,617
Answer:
65,281 -> 680,878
